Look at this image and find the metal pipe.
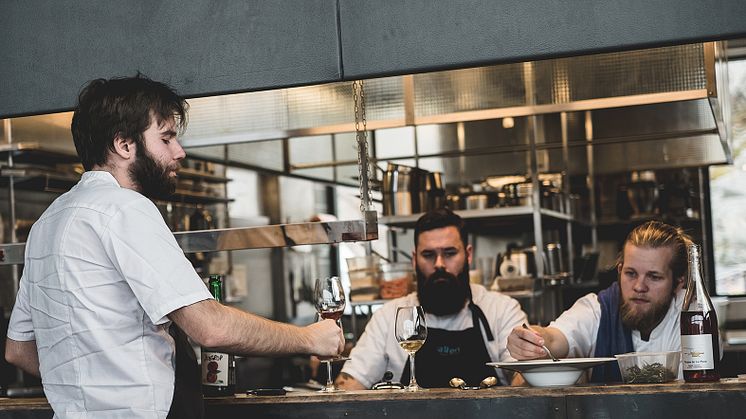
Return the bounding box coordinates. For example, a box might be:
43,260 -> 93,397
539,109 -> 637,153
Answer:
585,111 -> 598,249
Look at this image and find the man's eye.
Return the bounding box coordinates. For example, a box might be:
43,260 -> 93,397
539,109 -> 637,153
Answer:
421,252 -> 435,259
444,251 -> 458,257
162,139 -> 171,144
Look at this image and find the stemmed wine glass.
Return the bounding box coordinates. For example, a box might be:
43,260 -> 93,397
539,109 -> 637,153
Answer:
395,306 -> 428,391
313,276 -> 346,393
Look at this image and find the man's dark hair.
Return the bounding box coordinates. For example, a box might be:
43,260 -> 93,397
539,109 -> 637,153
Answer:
414,208 -> 468,248
71,74 -> 188,171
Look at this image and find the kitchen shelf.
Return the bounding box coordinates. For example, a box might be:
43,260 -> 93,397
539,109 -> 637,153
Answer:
0,142 -> 80,165
379,206 -> 581,228
177,167 -> 231,183
596,215 -> 701,226
170,189 -> 233,204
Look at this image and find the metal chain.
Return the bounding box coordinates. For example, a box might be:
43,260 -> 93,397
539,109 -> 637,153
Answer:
353,80 -> 373,213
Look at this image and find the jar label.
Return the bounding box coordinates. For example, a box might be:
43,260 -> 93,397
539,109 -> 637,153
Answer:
202,351 -> 229,386
681,334 -> 715,370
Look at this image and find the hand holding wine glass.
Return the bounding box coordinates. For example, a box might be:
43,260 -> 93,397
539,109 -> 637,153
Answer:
313,276 -> 346,393
395,306 -> 428,391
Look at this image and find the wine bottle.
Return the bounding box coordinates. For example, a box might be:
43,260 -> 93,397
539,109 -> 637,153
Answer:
201,275 -> 236,396
680,244 -> 720,382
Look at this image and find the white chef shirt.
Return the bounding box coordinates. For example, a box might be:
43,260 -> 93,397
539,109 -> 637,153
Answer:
550,288 -> 684,358
341,284 -> 527,388
7,171 -> 213,419
550,288 -> 685,379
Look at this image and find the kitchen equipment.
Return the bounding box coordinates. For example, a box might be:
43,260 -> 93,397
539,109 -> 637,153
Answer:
445,194 -> 462,210
382,163 -> 430,215
425,171 -> 446,211
346,255 -> 381,301
498,251 -> 529,278
544,243 -> 564,276
465,194 -> 489,210
379,262 -> 414,299
523,324 -> 560,362
626,170 -> 659,218
498,243 -> 567,280
372,371 -> 405,390
615,351 -> 680,384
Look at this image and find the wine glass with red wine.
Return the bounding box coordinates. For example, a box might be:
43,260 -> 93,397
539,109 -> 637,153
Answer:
313,276 -> 346,392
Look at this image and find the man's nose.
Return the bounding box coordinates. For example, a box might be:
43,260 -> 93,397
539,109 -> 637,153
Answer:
173,141 -> 186,160
632,277 -> 648,292
434,254 -> 446,269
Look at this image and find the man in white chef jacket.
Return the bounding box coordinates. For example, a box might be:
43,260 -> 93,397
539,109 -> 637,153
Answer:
5,75 -> 344,419
337,208 -> 527,389
507,220 -> 691,382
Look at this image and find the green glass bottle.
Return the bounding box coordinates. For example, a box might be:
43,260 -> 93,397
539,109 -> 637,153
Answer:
201,275 -> 236,396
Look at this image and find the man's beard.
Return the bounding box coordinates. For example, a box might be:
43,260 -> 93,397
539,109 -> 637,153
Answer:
128,145 -> 178,200
416,261 -> 471,316
619,283 -> 675,333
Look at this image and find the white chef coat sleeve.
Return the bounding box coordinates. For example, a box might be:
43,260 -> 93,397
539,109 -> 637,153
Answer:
549,293 -> 601,358
341,306 -> 391,389
7,270 -> 35,341
101,197 -> 213,326
493,296 -> 528,362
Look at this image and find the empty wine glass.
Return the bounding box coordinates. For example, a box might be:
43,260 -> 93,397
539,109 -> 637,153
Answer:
313,276 -> 346,393
395,306 -> 428,391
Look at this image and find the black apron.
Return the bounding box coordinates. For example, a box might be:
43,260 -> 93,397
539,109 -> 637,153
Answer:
167,324 -> 204,419
400,303 -> 498,388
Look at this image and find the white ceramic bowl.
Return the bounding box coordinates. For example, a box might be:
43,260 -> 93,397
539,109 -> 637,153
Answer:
488,358 -> 616,388
521,367 -> 584,387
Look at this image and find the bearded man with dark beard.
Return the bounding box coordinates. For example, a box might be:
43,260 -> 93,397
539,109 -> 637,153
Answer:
5,75 -> 344,419
507,221 -> 693,383
337,209 -> 527,390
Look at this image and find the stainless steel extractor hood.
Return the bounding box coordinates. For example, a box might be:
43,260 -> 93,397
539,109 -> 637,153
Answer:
180,41 -> 731,181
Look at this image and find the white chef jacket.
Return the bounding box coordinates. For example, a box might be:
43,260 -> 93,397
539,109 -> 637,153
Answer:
341,284 -> 527,388
550,288 -> 685,358
7,171 -> 213,419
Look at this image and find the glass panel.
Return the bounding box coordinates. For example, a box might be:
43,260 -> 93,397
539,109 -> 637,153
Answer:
711,59 -> 746,295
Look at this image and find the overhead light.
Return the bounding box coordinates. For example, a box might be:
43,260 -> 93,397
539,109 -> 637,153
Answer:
502,117 -> 514,129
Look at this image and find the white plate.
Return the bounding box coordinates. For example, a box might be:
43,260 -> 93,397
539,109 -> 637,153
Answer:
487,358 -> 616,387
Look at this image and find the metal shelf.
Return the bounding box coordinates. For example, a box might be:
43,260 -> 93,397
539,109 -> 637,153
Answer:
379,206 -> 581,228
0,211 -> 380,265
0,142 -> 80,165
177,167 -> 231,183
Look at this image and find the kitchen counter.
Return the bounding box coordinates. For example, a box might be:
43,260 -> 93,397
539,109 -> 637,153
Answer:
3,380 -> 745,419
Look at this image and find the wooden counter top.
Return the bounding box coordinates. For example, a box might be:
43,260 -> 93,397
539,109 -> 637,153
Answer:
3,380 -> 745,418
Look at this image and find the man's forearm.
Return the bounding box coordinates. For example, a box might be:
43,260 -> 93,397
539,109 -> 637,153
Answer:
170,299 -> 342,357
4,338 -> 40,377
216,305 -> 312,356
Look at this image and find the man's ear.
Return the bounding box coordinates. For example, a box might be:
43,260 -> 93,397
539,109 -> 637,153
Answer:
466,243 -> 473,266
674,275 -> 686,291
112,134 -> 135,159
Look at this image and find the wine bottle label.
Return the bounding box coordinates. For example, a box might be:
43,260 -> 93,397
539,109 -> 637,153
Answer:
202,351 -> 230,386
681,334 -> 715,370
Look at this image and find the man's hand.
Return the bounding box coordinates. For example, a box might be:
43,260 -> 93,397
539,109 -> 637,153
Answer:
335,372 -> 366,390
507,325 -> 570,361
507,325 -> 552,360
302,319 -> 345,358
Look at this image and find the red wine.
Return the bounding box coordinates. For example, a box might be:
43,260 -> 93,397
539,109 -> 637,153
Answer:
681,310 -> 720,382
320,308 -> 344,321
680,244 -> 720,383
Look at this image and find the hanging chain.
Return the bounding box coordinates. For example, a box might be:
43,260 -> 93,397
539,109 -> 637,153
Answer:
353,80 -> 373,213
